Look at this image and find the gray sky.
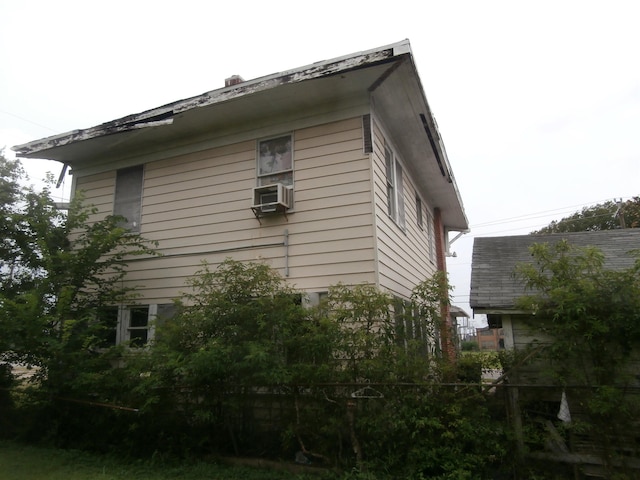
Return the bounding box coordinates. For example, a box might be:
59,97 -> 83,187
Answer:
2,0 -> 639,325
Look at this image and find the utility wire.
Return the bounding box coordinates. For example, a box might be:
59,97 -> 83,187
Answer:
470,213 -> 627,238
465,197 -> 636,237
471,199 -> 616,228
0,109 -> 59,133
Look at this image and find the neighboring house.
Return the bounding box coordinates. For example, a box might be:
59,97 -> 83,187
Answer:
13,40 -> 468,355
449,306 -> 471,350
475,327 -> 504,351
470,229 -> 640,353
470,229 -> 640,475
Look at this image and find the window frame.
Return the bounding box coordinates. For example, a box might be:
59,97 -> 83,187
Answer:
125,305 -> 151,348
426,210 -> 435,262
115,305 -> 153,348
97,304 -> 177,348
383,141 -> 406,230
257,134 -> 294,187
384,144 -> 395,219
114,165 -> 144,232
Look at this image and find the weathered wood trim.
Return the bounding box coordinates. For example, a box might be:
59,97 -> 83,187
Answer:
13,43 -> 405,158
71,104 -> 370,178
502,314 -> 515,350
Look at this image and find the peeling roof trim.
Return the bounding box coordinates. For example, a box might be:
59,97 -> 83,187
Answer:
13,40 -> 411,158
13,112 -> 175,156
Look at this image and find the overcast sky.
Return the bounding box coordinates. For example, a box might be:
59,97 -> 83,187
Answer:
2,0 -> 639,325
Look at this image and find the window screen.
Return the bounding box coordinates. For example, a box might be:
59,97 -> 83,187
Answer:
114,165 -> 144,232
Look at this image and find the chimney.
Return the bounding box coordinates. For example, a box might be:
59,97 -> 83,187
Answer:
225,75 -> 245,87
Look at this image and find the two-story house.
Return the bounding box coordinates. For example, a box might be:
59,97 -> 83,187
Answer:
14,40 -> 468,355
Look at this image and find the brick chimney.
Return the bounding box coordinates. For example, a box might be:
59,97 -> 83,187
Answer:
225,75 -> 244,87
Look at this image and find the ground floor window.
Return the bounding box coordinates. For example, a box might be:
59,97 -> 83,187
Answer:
126,306 -> 150,347
97,304 -> 176,348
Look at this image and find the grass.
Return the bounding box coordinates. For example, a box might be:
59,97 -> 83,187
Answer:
0,440 -> 322,480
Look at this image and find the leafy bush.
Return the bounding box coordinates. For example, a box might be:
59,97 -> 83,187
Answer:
123,261 -> 510,476
2,206 -> 512,478
0,153 -> 157,449
515,240 -> 640,477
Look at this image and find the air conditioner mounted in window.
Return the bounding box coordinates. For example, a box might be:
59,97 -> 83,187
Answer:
251,183 -> 293,216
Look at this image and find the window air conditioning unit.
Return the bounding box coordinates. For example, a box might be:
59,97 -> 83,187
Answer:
251,183 -> 293,216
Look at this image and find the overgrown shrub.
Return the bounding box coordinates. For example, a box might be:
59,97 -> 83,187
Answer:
515,240 -> 640,477
122,261 -> 509,476
6,253 -> 511,477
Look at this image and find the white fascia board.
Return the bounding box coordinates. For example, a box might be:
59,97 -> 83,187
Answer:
12,40 -> 411,159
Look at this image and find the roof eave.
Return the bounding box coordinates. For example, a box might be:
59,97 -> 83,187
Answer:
13,40 -> 412,159
403,54 -> 469,232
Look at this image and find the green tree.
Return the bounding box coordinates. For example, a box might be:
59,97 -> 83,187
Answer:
515,240 -> 640,384
515,240 -> 640,476
153,265 -> 504,474
134,259 -> 342,456
0,152 -> 157,397
327,283 -> 396,383
153,259 -> 337,388
461,340 -> 479,351
532,197 -> 640,234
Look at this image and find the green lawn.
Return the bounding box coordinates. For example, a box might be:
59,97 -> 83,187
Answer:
0,441 -> 320,480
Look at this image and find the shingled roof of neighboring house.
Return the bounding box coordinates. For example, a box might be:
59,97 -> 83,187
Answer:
470,229 -> 640,313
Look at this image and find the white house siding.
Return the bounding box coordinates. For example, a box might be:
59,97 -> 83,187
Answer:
75,171 -> 117,222
74,117 -> 377,304
371,118 -> 438,300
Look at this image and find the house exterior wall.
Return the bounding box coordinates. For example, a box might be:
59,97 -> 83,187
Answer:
501,314 -> 563,385
75,116 -> 378,304
18,42 -> 468,353
370,117 -> 439,299
75,112 -> 444,307
476,327 -> 505,350
75,112 -> 437,304
501,315 -> 553,351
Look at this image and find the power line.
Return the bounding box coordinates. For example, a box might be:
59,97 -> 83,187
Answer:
0,109 -> 58,133
467,197 -> 637,235
471,213 -> 630,238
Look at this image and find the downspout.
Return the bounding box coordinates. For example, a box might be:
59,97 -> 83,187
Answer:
434,208 -> 455,362
284,229 -> 289,277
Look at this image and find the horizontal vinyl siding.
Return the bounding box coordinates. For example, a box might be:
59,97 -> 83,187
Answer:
73,117 -> 376,303
371,118 -> 437,299
288,117 -> 376,291
75,171 -> 115,224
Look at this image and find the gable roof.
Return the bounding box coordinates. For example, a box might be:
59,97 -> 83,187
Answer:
470,229 -> 640,312
11,40 -> 468,232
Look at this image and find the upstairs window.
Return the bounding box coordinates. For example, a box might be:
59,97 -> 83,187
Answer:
384,143 -> 405,229
384,145 -> 396,218
258,135 -> 293,186
114,165 -> 144,232
426,211 -> 435,261
416,196 -> 423,229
